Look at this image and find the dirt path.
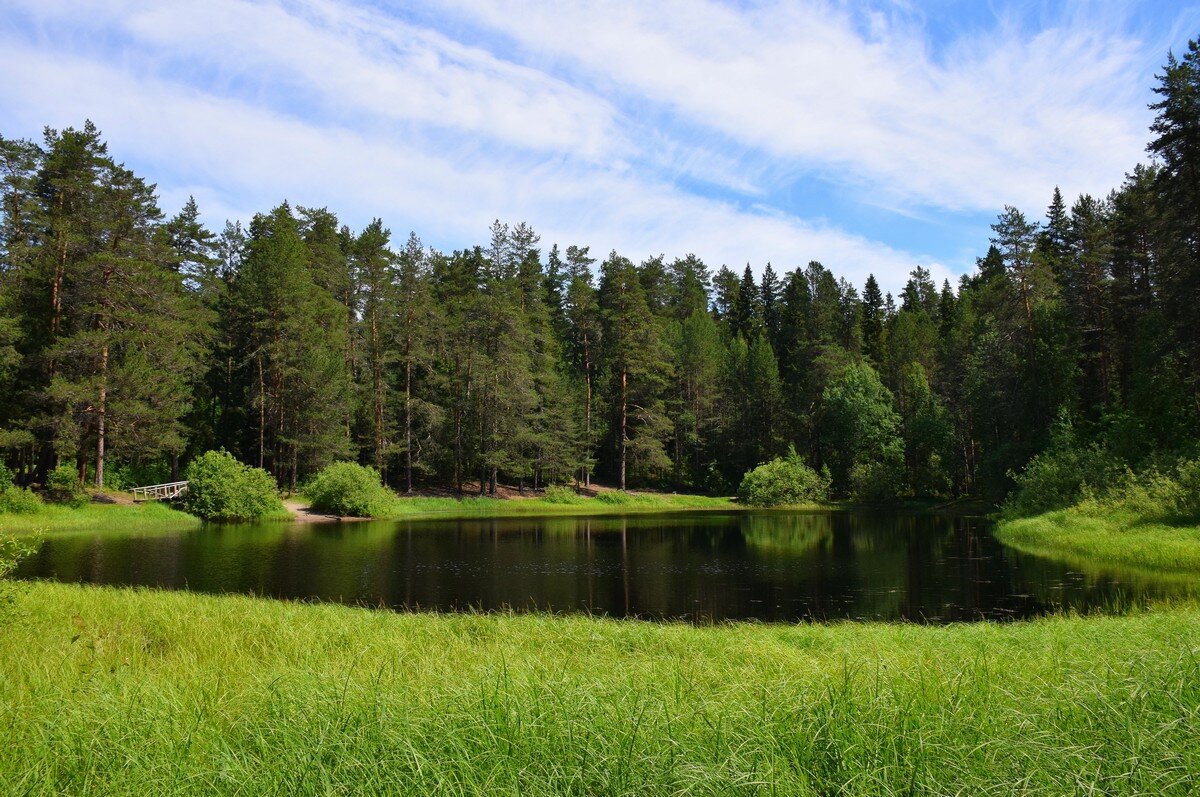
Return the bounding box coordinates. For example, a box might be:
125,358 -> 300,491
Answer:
282,498 -> 369,524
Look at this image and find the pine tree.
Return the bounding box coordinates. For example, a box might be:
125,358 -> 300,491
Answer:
599,252 -> 671,489
354,218 -> 396,474
760,263 -> 782,349
563,244 -> 601,485
861,274 -> 884,363
394,232 -> 434,492
730,264 -> 760,339
712,265 -> 739,321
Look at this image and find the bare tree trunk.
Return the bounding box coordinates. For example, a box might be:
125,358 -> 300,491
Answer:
619,368 -> 627,491
371,311 -> 384,472
583,333 -> 592,487
405,346 -> 413,493
95,343 -> 108,488
257,357 -> 265,469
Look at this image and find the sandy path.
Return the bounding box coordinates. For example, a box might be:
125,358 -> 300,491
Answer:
282,498 -> 369,523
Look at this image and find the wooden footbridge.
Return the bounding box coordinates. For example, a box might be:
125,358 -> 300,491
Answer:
130,481 -> 189,502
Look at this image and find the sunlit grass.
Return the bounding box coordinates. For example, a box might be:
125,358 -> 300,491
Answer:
367,491 -> 736,520
2,581 -> 1199,795
0,501 -> 200,536
997,506 -> 1200,575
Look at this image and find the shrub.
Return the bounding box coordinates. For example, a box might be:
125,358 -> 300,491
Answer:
304,462 -> 397,517
0,487 -> 43,514
737,448 -> 830,507
849,460 -> 903,504
541,485 -> 583,504
1003,418 -> 1124,519
183,450 -> 283,521
45,464 -> 88,508
594,490 -> 636,505
0,531 -> 38,614
106,461 -> 171,492
0,462 -> 14,488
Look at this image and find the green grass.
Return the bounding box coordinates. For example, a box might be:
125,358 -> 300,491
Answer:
362,491 -> 737,521
997,504 -> 1200,576
2,581 -> 1199,795
0,501 -> 200,536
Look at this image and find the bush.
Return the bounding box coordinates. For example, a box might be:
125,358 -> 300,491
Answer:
1003,417 -> 1125,518
0,531 -> 38,615
849,460 -> 903,504
183,450 -> 282,521
0,462 -> 14,488
46,464 -> 88,508
106,461 -> 171,491
737,448 -> 830,507
540,485 -> 583,504
0,487 -> 43,514
304,462 -> 397,517
594,490 -> 636,505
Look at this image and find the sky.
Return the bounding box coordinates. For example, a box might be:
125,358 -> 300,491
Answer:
2,0 -> 1198,293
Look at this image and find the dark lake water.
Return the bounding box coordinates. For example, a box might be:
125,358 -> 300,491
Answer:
17,510 -> 1197,623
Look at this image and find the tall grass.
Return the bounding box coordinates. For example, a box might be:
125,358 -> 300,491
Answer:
0,501 -> 200,536
2,581 -> 1199,794
998,458 -> 1200,575
365,491 -> 734,521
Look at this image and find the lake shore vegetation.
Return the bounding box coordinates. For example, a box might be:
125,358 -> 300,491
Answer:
2,581 -> 1199,795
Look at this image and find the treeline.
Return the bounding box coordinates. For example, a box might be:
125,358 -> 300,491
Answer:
2,43 -> 1199,501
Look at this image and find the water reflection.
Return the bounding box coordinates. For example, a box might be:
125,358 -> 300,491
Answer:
17,511 -> 1198,623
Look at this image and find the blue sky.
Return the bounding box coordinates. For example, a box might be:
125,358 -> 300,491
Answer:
2,0 -> 1198,293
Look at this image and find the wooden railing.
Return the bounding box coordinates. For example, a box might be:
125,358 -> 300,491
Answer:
130,481 -> 189,502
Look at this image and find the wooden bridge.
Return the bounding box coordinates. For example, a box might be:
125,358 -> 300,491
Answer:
130,481 -> 189,502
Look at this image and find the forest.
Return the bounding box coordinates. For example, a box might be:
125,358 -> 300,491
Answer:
1,42 -> 1199,506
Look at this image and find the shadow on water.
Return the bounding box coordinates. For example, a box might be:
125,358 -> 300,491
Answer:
16,510 -> 1198,623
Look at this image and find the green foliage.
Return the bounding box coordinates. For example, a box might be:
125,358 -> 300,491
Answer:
849,460 -> 905,504
304,462 -> 398,518
737,447 -> 829,506
8,582 -> 1200,794
0,531 -> 37,615
45,464 -> 88,508
539,485 -> 583,504
593,490 -> 635,505
820,363 -> 905,498
106,461 -> 172,492
0,462 -> 13,488
0,487 -> 43,514
1003,418 -> 1125,518
183,450 -> 282,522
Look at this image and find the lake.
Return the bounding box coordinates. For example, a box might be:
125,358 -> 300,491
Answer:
16,510 -> 1196,622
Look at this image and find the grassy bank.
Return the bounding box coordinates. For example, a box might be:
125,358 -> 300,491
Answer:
0,501 -> 200,536
350,491 -> 739,521
2,582 -> 1199,795
997,505 -> 1200,576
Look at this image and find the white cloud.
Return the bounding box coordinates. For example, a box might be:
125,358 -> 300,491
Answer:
429,0 -> 1156,211
0,39 -> 933,292
0,0 -> 1179,294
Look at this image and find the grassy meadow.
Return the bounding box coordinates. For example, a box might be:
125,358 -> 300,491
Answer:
997,503 -> 1200,576
3,580 -> 1200,795
360,490 -> 739,521
0,500 -> 200,536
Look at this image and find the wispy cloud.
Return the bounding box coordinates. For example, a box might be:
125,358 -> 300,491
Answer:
0,0 -> 1190,292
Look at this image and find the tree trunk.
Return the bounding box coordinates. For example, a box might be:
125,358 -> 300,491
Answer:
405,347 -> 413,493
95,343 -> 108,488
619,368 -> 627,491
583,333 -> 592,487
257,357 -> 265,469
371,311 -> 384,472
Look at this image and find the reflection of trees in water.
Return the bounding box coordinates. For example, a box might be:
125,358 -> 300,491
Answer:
740,513 -> 833,554
1006,547 -> 1200,609
21,511 -> 1199,622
